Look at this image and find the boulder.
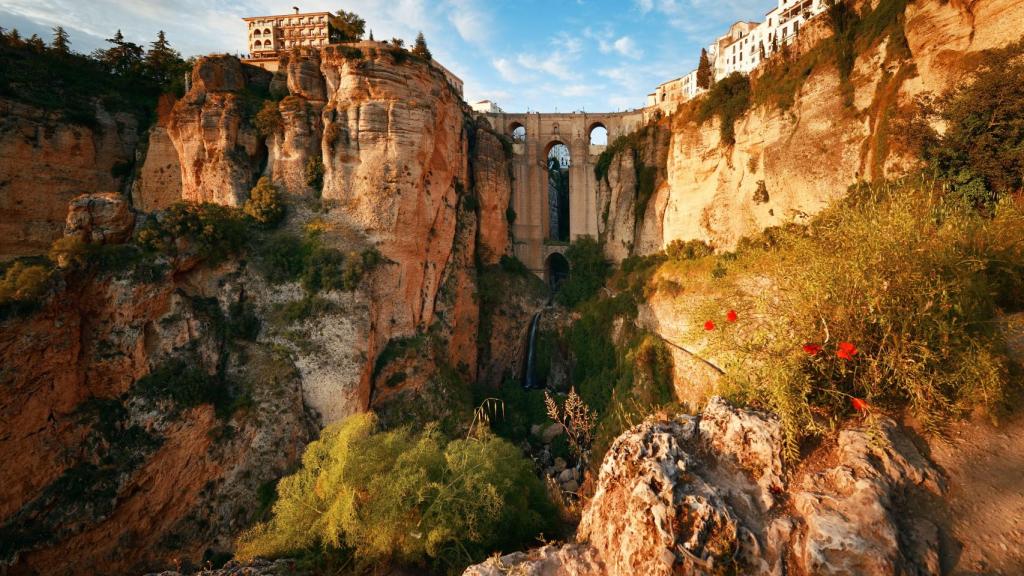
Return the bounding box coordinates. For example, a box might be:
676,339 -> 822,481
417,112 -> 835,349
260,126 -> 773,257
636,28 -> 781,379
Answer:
465,397 -> 946,576
64,192 -> 134,244
542,423 -> 565,443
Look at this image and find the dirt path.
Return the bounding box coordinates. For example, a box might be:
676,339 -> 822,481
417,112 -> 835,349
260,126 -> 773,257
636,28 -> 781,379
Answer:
929,412 -> 1024,575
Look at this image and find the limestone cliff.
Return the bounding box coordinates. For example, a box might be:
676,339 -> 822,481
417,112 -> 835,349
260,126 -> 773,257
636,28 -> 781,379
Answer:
0,46 -> 518,574
167,56 -> 270,207
598,0 -> 1024,253
0,242 -> 313,575
0,99 -> 139,260
465,398 -> 945,576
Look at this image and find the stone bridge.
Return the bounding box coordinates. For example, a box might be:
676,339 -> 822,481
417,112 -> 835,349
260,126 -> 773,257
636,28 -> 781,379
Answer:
482,110 -> 648,280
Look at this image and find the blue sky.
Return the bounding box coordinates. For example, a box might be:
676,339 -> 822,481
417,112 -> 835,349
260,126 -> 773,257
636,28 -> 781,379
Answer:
0,0 -> 770,112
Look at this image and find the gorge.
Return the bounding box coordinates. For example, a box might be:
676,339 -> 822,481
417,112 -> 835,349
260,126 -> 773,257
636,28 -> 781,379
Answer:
1,0 -> 1024,574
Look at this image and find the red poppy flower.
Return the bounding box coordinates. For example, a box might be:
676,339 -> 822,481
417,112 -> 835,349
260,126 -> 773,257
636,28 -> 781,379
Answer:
726,310 -> 738,323
837,341 -> 858,360
704,320 -> 716,331
802,343 -> 822,356
851,397 -> 868,412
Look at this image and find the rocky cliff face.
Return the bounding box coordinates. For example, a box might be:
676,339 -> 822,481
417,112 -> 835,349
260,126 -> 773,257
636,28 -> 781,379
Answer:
598,0 -> 1024,253
465,397 -> 945,576
1,46 -> 518,574
166,56 -> 270,207
0,99 -> 140,260
0,239 -> 313,575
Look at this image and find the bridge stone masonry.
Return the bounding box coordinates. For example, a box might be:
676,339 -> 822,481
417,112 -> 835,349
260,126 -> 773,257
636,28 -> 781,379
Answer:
481,110 -> 648,278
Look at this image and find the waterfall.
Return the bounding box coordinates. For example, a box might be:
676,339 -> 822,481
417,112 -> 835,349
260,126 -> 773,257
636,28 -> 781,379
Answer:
522,311 -> 542,389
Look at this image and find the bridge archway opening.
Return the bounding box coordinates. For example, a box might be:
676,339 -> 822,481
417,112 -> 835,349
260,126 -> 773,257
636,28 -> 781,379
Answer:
546,252 -> 570,292
589,123 -> 608,146
510,122 -> 527,142
547,142 -> 571,242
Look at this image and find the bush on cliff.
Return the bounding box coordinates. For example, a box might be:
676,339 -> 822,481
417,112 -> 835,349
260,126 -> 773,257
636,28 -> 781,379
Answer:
680,181 -> 1024,454
698,72 -> 751,146
0,261 -> 52,319
244,177 -> 286,227
236,413 -> 554,572
556,236 -> 609,308
910,40 -> 1024,207
137,202 -> 251,263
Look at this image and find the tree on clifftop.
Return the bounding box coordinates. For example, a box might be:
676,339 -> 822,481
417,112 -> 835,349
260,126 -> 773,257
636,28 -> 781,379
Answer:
51,26 -> 71,54
145,31 -> 183,87
412,31 -> 431,60
329,9 -> 365,42
697,48 -> 712,89
95,30 -> 144,76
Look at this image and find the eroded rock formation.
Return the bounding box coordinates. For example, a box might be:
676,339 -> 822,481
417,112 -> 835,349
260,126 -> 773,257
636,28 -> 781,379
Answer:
166,56 -> 270,207
597,0 -> 1024,253
0,99 -> 139,259
465,397 -> 944,576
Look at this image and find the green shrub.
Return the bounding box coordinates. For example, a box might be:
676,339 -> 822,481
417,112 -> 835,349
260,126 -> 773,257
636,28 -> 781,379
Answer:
918,40 -> 1024,206
556,236 -> 609,308
0,261 -> 52,319
665,239 -> 713,262
236,413 -> 554,572
255,232 -> 311,284
254,100 -> 283,137
245,177 -> 286,227
698,72 -> 751,146
134,358 -> 235,419
688,183 -> 1024,454
498,254 -> 529,276
304,156 -> 325,195
137,202 -> 251,263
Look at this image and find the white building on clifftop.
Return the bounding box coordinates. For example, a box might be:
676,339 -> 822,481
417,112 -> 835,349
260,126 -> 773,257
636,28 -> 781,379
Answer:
648,0 -> 829,109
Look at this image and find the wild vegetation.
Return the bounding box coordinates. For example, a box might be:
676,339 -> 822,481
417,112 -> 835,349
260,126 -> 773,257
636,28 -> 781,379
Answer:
673,181 -> 1022,455
698,72 -> 751,145
904,40 -> 1024,208
236,413 -> 555,574
0,25 -> 190,128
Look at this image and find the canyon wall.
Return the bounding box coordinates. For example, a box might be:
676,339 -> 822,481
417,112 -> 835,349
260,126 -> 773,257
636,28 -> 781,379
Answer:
1,45 -> 517,574
598,0 -> 1024,253
0,100 -> 139,260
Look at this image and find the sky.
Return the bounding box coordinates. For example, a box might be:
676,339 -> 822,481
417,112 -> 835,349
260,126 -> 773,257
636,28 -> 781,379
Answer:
0,0 -> 772,113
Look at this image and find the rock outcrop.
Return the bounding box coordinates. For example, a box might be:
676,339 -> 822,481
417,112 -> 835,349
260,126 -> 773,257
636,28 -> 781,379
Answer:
0,99 -> 140,260
0,254 -> 313,575
133,94 -> 183,212
597,0 -> 1024,255
465,397 -> 944,576
64,191 -> 135,245
167,56 -> 270,207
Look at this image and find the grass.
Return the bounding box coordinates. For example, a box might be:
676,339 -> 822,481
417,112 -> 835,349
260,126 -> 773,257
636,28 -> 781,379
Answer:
661,180 -> 1024,455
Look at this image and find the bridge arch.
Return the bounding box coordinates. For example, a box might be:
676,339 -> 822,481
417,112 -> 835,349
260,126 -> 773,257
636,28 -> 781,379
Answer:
509,122 -> 527,142
588,122 -> 609,146
481,108 -> 650,277
545,252 -> 570,292
546,142 -> 571,242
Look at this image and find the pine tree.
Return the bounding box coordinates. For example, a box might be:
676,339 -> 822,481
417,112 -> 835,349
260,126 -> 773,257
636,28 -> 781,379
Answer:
329,9 -> 365,42
27,34 -> 46,52
8,28 -> 21,46
145,30 -> 182,86
97,29 -> 144,76
696,47 -> 712,90
412,32 -> 431,60
368,30 -> 374,41
51,26 -> 71,54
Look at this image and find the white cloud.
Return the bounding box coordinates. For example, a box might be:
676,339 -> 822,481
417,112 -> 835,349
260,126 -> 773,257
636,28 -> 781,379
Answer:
444,0 -> 492,46
612,36 -> 642,59
492,57 -> 530,83
514,32 -> 583,81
